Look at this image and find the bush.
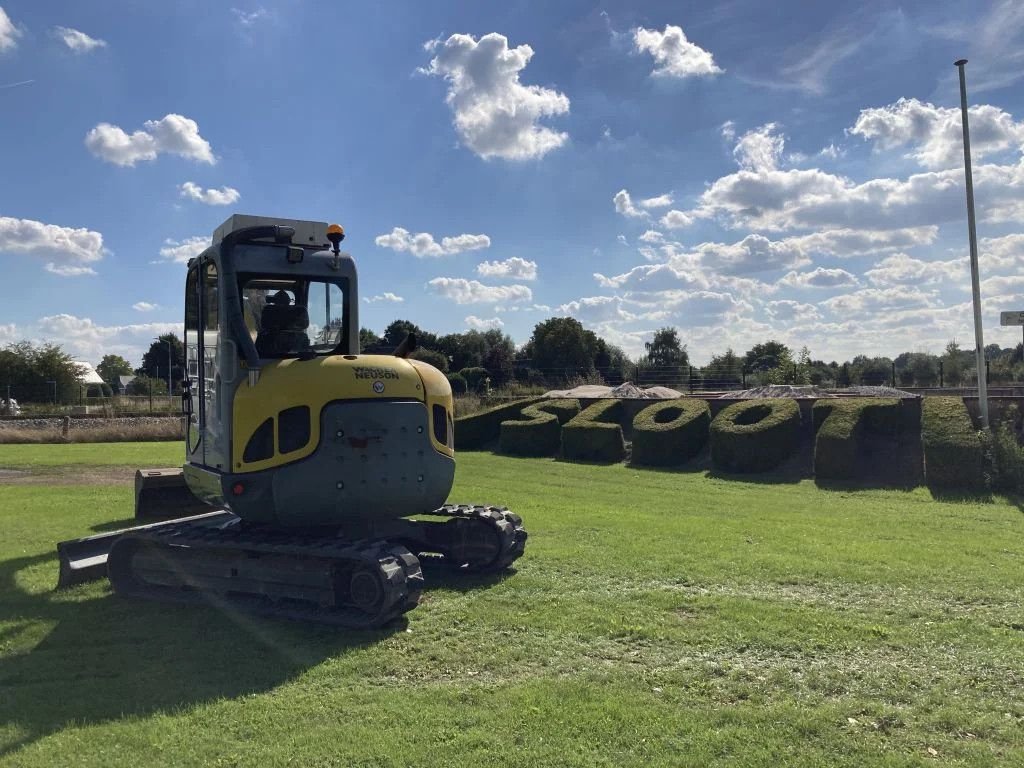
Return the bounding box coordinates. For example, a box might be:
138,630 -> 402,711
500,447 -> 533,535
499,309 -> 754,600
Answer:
561,399 -> 626,463
460,367 -> 489,391
991,406 -> 1024,492
631,399 -> 710,467
453,397 -> 545,450
922,396 -> 984,489
710,399 -> 800,473
499,399 -> 580,456
446,373 -> 468,395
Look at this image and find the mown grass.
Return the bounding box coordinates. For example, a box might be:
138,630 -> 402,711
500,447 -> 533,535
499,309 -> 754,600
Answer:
1,444 -> 1023,766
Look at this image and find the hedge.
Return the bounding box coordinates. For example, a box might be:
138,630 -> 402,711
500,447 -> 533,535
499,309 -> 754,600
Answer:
499,399 -> 581,456
561,399 -> 626,462
813,399 -> 895,480
710,399 -> 800,473
631,399 -> 710,466
454,397 -> 545,450
921,396 -> 984,489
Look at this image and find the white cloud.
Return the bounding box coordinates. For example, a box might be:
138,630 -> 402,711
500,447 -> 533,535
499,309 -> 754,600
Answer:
232,8 -> 268,26
733,123 -> 785,173
613,189 -> 648,219
558,295 -> 638,324
423,32 -> 570,160
476,257 -> 537,281
633,25 -> 722,78
695,233 -> 810,275
638,193 -> 673,209
0,6 -> 21,52
593,263 -> 707,292
85,114 -> 216,167
132,302 -> 159,312
375,227 -> 490,258
864,253 -> 963,287
53,26 -> 107,53
720,120 -> 736,141
778,267 -> 860,289
427,277 -> 532,304
638,230 -> 665,243
821,286 -> 938,314
36,314 -> 179,364
362,292 -> 404,304
465,315 -> 504,330
851,98 -> 1024,169
617,234 -> 628,245
982,233 -> 1024,271
765,300 -> 822,324
980,274 -> 1024,296
158,236 -> 208,264
0,216 -> 105,275
178,181 -> 240,206
660,209 -> 695,229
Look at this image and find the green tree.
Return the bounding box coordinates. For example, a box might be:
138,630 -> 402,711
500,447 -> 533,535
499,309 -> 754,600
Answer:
138,334 -> 185,393
410,348 -> 448,372
943,339 -> 964,386
907,353 -> 939,387
96,354 -> 133,386
525,317 -> 598,381
707,348 -> 742,382
126,375 -> 168,396
359,327 -> 381,351
744,340 -> 792,373
0,341 -> 85,403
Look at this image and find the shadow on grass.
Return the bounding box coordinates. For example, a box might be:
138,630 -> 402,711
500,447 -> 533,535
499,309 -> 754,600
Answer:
0,552 -> 406,759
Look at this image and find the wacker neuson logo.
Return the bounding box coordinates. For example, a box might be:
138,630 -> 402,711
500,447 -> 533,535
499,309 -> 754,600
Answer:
353,367 -> 400,380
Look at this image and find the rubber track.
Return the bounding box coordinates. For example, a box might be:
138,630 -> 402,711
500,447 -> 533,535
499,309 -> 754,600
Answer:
429,504 -> 528,572
108,520 -> 423,629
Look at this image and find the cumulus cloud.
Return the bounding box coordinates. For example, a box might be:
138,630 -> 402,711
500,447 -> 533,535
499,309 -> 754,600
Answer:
427,277 -> 532,304
593,263 -> 707,292
36,314 -> 179,362
695,233 -> 810,274
158,236 -> 208,264
851,98 -> 1024,169
660,209 -> 695,229
0,216 -> 105,275
633,25 -> 722,78
613,189 -> 648,219
476,256 -> 537,281
132,302 -> 159,312
733,123 -> 785,173
375,227 -> 490,258
465,315 -> 504,330
638,230 -> 665,244
981,233 -> 1024,271
821,286 -> 939,314
778,267 -> 860,289
85,114 -> 216,166
864,253 -> 963,287
639,193 -> 673,209
423,32 -> 570,160
178,181 -> 240,205
0,6 -> 21,52
362,292 -> 404,304
53,26 -> 107,52
765,299 -> 822,323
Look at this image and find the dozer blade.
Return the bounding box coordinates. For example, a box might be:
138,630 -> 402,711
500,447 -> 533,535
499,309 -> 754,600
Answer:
56,510 -> 236,589
135,468 -> 211,520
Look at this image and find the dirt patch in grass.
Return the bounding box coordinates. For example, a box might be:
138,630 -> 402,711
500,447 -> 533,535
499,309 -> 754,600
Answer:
0,465 -> 136,485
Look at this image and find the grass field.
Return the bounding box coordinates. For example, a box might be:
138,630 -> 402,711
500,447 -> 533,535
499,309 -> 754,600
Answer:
1,443 -> 1023,767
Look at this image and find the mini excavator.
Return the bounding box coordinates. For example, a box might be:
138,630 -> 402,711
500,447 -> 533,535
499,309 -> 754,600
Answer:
56,215 -> 527,628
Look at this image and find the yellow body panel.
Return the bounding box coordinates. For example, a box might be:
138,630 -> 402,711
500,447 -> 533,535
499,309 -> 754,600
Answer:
232,355 -> 452,473
409,359 -> 455,457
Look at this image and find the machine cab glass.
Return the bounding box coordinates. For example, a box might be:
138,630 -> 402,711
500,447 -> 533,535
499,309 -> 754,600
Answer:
239,275 -> 350,358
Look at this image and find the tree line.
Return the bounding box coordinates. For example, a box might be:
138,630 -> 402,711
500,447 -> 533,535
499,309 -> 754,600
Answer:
3,318 -> 1024,404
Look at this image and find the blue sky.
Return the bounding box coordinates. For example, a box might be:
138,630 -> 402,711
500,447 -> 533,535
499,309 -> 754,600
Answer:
2,0 -> 1024,366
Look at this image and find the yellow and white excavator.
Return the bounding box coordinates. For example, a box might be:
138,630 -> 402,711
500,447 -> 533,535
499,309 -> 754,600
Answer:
57,214 -> 527,628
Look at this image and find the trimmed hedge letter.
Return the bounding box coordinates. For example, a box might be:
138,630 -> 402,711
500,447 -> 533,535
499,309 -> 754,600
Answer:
710,399 -> 801,472
812,398 -> 921,483
921,396 -> 984,489
631,399 -> 711,467
499,399 -> 581,456
453,397 -> 546,450
561,399 -> 626,462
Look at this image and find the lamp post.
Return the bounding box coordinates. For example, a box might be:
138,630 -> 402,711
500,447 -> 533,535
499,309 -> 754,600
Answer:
955,59 -> 989,429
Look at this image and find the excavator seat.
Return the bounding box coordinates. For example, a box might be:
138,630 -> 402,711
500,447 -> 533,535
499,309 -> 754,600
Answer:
256,297 -> 311,357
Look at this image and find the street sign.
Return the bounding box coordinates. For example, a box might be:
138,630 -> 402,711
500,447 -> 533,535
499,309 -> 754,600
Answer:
1000,311 -> 1024,326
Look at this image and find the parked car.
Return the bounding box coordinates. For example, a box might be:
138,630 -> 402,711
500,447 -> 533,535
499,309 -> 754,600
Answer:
1,398 -> 20,416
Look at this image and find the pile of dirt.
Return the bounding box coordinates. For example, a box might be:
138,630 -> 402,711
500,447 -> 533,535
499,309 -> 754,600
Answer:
717,385 -> 834,399
844,385 -> 920,398
544,382 -> 684,399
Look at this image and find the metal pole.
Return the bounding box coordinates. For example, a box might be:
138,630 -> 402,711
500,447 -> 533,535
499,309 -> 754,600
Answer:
955,59 -> 989,428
